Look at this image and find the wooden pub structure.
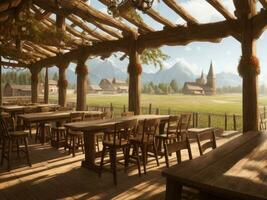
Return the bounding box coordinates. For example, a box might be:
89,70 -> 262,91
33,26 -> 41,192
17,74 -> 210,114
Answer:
0,0 -> 266,135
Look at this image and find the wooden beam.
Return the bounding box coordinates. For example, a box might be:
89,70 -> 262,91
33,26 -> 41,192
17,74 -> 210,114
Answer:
58,61 -> 69,107
33,0 -> 136,36
206,0 -> 236,20
30,67 -> 41,103
44,66 -> 49,104
0,56 -> 2,106
68,15 -> 116,41
99,0 -> 154,33
0,0 -> 21,12
259,0 -> 267,9
162,0 -> 198,24
146,8 -> 176,28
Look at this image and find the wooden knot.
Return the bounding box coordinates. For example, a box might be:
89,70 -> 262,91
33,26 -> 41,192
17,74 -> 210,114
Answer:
57,79 -> 68,89
75,65 -> 88,75
238,56 -> 260,77
127,63 -> 142,75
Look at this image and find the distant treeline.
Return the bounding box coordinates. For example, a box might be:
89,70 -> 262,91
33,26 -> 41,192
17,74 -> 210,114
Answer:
142,80 -> 180,95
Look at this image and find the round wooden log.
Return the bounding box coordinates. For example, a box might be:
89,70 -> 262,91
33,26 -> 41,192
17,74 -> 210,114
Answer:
30,68 -> 40,103
57,61 -> 69,107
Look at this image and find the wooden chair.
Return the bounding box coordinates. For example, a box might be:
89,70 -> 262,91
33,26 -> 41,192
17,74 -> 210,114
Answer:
23,107 -> 38,138
160,114 -> 192,167
196,128 -> 217,155
65,112 -> 85,157
130,118 -> 160,175
35,106 -> 52,143
99,119 -> 137,185
156,115 -> 180,167
121,111 -> 134,117
0,117 -> 31,171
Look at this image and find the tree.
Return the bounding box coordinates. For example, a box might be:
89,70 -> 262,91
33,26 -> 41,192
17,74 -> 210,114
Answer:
52,72 -> 59,81
170,79 -> 179,93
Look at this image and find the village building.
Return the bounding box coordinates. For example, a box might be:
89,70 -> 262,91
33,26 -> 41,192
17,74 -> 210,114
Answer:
40,80 -> 58,94
3,82 -> 31,97
182,62 -> 216,95
88,84 -> 103,94
99,78 -> 128,94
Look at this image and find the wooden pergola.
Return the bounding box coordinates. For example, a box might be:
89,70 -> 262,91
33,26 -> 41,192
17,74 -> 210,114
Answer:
0,0 -> 267,132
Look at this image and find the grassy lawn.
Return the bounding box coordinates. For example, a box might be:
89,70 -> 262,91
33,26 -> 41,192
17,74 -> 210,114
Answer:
51,93 -> 267,115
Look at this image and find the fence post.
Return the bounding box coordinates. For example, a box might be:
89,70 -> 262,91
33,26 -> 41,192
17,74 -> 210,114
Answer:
233,114 -> 237,131
168,108 -> 171,115
110,103 -> 113,112
156,108 -> 160,115
192,113 -> 195,127
225,113 -> 228,131
196,113 -> 199,127
149,103 -> 152,114
208,114 -> 211,127
123,105 -> 126,112
264,106 -> 266,118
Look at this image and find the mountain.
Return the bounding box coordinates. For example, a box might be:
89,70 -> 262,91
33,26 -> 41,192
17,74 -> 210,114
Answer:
47,59 -> 242,88
142,62 -> 196,84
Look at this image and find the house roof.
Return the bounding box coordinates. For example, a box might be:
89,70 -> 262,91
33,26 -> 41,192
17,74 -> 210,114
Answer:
89,84 -> 102,91
7,83 -> 31,91
184,83 -> 204,91
49,80 -> 58,85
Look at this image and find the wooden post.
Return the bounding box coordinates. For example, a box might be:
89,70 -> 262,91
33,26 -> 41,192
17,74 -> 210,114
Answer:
233,114 -> 237,131
110,103 -> 113,112
44,67 -> 49,104
76,54 -> 88,111
208,114 -> 211,127
149,103 -> 152,114
57,61 -> 69,107
156,108 -> 160,115
0,56 -> 2,106
123,105 -> 126,112
234,0 -> 258,132
264,106 -> 266,118
30,67 -> 40,103
128,39 -> 141,115
224,113 -> 228,130
196,113 -> 199,127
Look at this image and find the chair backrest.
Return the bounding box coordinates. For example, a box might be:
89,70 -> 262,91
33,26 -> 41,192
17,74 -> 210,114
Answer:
121,111 -> 134,117
103,111 -> 113,119
57,107 -> 71,111
177,113 -> 191,139
38,106 -> 51,112
0,117 -> 10,138
70,112 -> 85,122
166,115 -> 179,137
141,118 -> 160,143
110,119 -> 137,146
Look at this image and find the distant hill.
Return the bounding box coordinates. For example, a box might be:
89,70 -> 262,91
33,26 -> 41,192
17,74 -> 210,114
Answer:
47,59 -> 242,88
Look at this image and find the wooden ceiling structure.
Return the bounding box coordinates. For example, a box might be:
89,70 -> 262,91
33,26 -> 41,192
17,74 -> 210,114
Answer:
0,0 -> 267,132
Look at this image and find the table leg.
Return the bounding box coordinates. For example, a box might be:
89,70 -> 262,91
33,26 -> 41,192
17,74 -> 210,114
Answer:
39,122 -> 45,145
81,131 -> 100,172
165,178 -> 182,200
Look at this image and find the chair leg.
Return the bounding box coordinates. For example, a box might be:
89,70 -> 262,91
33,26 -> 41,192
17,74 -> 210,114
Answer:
16,138 -> 20,158
124,146 -> 130,173
24,137 -> 31,167
133,144 -> 141,176
164,141 -> 170,168
1,139 -> 5,166
72,136 -> 75,157
152,142 -> 159,166
110,148 -> 117,185
176,150 -> 182,164
141,144 -> 147,174
99,145 -> 107,177
186,136 -> 193,160
7,139 -> 12,171
80,137 -> 84,154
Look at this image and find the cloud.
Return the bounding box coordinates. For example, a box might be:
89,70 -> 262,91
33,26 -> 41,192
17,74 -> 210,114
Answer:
177,0 -> 235,23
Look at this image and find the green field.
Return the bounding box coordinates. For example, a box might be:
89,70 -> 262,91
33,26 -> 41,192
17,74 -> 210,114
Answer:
52,93 -> 267,115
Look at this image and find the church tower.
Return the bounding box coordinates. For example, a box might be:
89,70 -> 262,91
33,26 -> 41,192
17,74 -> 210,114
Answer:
206,61 -> 216,95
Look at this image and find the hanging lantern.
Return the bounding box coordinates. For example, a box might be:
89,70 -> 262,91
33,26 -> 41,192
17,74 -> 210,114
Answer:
132,0 -> 154,12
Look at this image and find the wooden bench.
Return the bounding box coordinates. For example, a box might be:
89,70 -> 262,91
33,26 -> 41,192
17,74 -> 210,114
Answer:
162,131 -> 267,200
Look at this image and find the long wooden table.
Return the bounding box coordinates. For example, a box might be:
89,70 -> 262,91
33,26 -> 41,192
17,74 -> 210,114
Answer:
18,111 -> 103,144
65,114 -> 169,172
162,131 -> 267,200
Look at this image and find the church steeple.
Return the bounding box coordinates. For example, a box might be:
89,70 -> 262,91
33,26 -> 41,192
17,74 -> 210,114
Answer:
207,61 -> 214,79
206,60 -> 216,95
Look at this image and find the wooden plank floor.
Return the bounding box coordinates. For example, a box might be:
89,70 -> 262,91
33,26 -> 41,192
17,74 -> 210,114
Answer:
0,131 -> 241,200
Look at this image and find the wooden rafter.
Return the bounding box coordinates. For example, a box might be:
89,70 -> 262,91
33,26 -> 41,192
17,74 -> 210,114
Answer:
33,0 -> 136,36
206,0 -> 236,20
259,0 -> 267,9
162,0 -> 198,25
146,9 -> 175,28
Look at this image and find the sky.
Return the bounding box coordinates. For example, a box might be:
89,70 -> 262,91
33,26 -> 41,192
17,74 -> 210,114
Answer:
88,0 -> 267,84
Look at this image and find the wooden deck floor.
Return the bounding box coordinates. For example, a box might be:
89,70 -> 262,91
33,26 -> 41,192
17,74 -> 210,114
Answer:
0,131 -> 241,200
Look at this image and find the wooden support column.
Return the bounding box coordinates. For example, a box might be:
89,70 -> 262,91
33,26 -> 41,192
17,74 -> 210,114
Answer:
76,54 -> 88,111
234,0 -> 259,132
128,40 -> 141,115
0,56 -> 2,106
30,67 -> 41,103
44,67 -> 49,104
57,61 -> 69,107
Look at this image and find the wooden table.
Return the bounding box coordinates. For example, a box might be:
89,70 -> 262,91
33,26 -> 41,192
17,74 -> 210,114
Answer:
0,104 -> 59,116
162,131 -> 267,200
18,111 -> 103,144
65,114 -> 170,172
